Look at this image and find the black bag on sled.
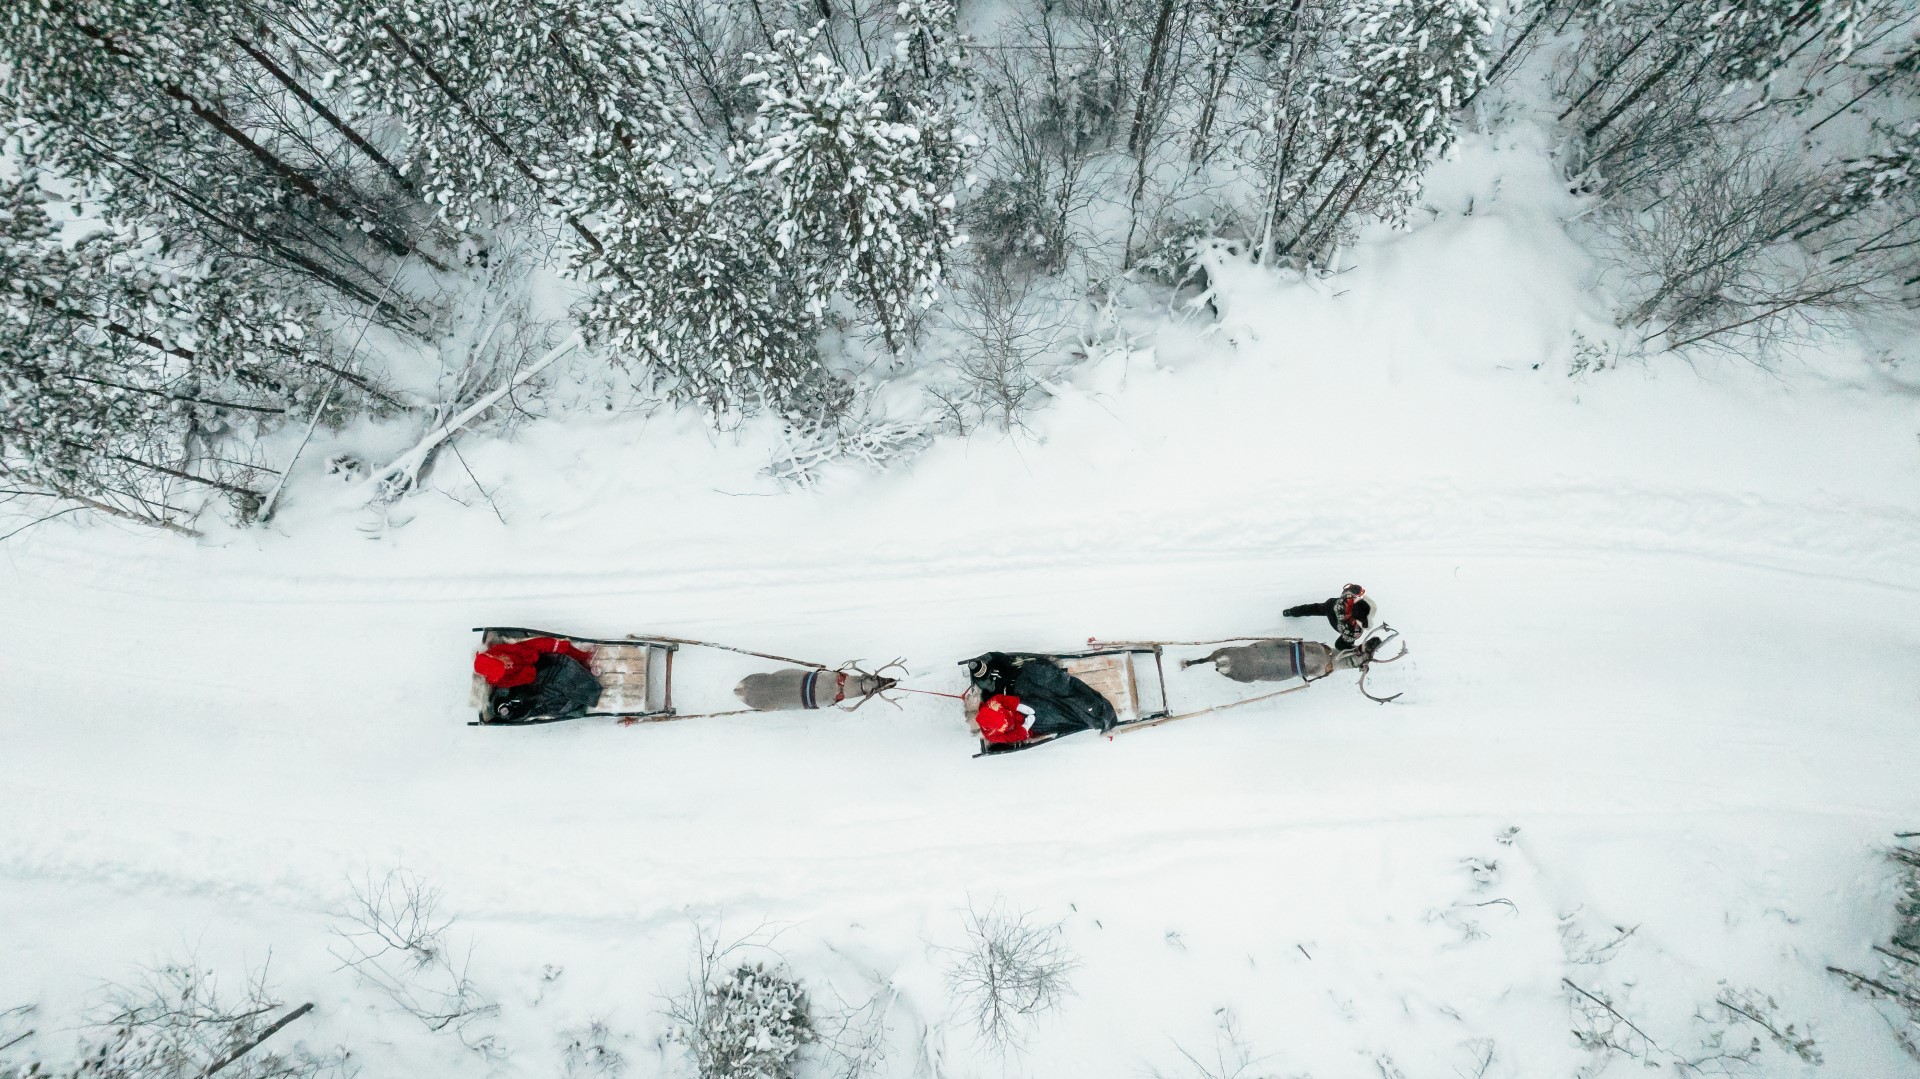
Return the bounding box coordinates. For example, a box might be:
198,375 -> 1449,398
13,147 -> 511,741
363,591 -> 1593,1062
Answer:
488,653 -> 604,723
966,652 -> 1118,737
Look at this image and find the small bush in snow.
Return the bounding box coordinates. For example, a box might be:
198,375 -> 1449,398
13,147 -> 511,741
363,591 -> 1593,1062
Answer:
945,901 -> 1077,1048
328,869 -> 500,1056
0,963 -> 336,1079
673,963 -> 815,1079
1832,837 -> 1920,1056
560,1019 -> 628,1079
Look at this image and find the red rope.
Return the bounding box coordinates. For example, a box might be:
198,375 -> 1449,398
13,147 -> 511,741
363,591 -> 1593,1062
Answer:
894,685 -> 969,700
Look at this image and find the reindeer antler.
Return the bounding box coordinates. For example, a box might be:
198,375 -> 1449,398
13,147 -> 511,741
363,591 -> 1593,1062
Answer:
835,658 -> 907,711
1354,627 -> 1407,704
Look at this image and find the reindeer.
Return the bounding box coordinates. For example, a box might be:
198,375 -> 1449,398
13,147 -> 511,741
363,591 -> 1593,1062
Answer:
1182,630 -> 1407,702
1182,639 -> 1346,683
733,663 -> 901,712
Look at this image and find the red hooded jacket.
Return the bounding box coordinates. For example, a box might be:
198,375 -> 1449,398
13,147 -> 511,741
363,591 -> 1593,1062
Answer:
475,637 -> 595,688
976,694 -> 1034,745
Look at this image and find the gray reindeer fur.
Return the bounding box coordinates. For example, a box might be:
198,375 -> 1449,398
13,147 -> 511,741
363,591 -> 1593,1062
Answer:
734,668 -> 891,711
1183,640 -> 1357,683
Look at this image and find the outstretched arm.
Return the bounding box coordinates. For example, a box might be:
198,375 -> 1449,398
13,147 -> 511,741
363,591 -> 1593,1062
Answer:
1283,600 -> 1333,618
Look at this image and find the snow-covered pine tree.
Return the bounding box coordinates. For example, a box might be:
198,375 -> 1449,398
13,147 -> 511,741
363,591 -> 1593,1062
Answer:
572,159 -> 825,415
1274,0 -> 1491,261
323,0 -> 688,254
509,3 -> 831,414
1,171 -> 327,531
740,14 -> 970,353
0,0 -> 430,316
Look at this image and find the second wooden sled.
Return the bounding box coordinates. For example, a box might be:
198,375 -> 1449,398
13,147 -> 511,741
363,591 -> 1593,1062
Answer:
469,626 -> 677,725
963,646 -> 1171,757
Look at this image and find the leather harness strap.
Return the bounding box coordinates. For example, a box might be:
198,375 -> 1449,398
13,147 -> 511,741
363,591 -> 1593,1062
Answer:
801,669 -> 850,709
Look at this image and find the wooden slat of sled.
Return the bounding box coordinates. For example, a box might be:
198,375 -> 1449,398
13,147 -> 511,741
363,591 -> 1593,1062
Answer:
1060,653 -> 1141,722
590,645 -> 653,712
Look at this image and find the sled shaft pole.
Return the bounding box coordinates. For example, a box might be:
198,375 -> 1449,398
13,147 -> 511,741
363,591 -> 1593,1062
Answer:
1116,680 -> 1314,734
630,634 -> 830,670
1090,636 -> 1304,649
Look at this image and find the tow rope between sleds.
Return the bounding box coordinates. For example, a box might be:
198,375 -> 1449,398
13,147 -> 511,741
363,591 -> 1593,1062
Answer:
892,685 -> 969,701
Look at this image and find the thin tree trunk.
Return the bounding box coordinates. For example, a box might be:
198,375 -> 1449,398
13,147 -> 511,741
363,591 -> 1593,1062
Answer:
232,35 -> 414,191
1582,45 -> 1692,141
1273,137 -> 1352,257
1558,3 -> 1689,122
86,134 -> 423,321
1466,0 -> 1557,108
161,84 -> 416,259
44,368 -> 286,415
6,428 -> 263,498
1127,0 -> 1178,156
55,9 -> 421,260
1292,145 -> 1386,261
368,332 -> 583,498
202,1003 -> 314,1077
1190,36 -> 1242,164
44,489 -> 203,536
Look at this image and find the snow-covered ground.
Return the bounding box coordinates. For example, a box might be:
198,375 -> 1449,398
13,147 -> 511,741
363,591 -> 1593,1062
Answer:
4,131 -> 1919,1077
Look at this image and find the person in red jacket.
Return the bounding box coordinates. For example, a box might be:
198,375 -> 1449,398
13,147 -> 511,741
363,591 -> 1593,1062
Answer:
474,637 -> 594,688
976,693 -> 1038,745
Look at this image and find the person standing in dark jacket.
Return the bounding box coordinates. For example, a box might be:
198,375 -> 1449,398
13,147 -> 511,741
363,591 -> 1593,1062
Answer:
1284,583 -> 1379,650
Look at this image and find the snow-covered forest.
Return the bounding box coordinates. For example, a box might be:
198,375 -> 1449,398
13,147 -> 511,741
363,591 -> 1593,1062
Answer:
3,0 -> 1920,1076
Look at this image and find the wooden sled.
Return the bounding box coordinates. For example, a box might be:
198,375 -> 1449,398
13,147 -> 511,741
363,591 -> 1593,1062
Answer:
966,630 -> 1407,757
965,646 -> 1170,757
470,626 -> 677,725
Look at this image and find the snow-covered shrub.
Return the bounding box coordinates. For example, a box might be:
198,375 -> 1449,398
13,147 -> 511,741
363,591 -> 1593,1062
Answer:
0,963 -> 335,1079
1152,1009 -> 1279,1079
965,47 -> 1102,277
328,869 -> 500,1055
560,1020 -> 629,1079
1562,0 -> 1920,354
765,397 -> 933,488
945,901 -> 1077,1048
1603,135 -> 1878,352
673,964 -> 815,1079
1896,842 -> 1920,955
1833,838 -> 1920,1054
932,266 -> 1074,434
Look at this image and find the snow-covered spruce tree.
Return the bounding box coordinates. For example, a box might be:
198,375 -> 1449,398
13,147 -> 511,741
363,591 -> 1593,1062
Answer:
1,172 -> 325,532
0,0 -> 432,319
572,162 -> 825,415
1270,0 -> 1491,262
323,0 -> 686,248
739,14 -> 970,353
522,4 -> 831,414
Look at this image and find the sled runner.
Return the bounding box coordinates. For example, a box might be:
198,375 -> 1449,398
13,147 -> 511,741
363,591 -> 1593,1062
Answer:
470,627 -> 677,724
962,647 -> 1171,757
